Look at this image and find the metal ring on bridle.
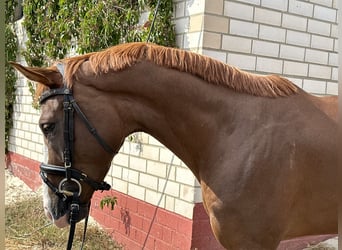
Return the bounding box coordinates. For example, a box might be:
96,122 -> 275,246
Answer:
58,178 -> 82,197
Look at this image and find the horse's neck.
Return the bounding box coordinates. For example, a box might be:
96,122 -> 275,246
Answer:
81,61 -> 336,183
98,62 -> 239,174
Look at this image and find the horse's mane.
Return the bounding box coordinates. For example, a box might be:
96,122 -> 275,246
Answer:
53,42 -> 297,98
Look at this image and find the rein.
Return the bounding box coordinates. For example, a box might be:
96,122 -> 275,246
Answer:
39,63 -> 114,250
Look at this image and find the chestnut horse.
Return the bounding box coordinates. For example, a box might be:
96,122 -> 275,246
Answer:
11,42 -> 337,249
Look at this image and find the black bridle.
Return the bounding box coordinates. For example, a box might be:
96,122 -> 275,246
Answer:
39,63 -> 115,250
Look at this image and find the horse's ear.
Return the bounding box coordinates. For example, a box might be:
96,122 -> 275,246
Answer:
9,62 -> 63,87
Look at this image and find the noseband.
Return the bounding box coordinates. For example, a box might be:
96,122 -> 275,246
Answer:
39,63 -> 115,250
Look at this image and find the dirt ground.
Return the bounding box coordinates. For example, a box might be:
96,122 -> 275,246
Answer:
5,169 -> 338,250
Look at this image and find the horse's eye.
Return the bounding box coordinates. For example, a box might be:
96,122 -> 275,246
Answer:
40,123 -> 56,135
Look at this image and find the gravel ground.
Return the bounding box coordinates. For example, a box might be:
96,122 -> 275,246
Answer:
5,169 -> 41,205
5,169 -> 338,250
5,169 -> 98,225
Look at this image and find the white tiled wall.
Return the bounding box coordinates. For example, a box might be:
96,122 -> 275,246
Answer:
105,133 -> 200,219
9,21 -> 43,162
201,0 -> 338,95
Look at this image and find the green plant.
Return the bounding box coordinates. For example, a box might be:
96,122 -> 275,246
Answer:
22,0 -> 175,107
5,0 -> 19,153
100,196 -> 118,210
23,0 -> 175,65
5,0 -> 16,23
145,0 -> 176,47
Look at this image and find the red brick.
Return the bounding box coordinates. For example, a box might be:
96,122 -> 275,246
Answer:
100,203 -> 114,215
192,203 -> 221,249
90,195 -> 101,207
101,215 -> 119,231
111,209 -> 122,221
156,209 -> 177,229
123,196 -> 139,213
116,220 -> 129,235
7,152 -> 41,190
193,203 -> 209,220
155,238 -> 172,250
129,213 -> 144,230
114,191 -> 126,205
177,217 -> 193,237
145,236 -> 159,250
138,201 -> 157,219
162,227 -> 173,242
141,217 -> 152,232
130,228 -> 147,245
192,235 -> 220,250
150,222 -> 163,240
173,232 -> 191,249
192,219 -> 213,237
89,207 -> 102,220
124,238 -> 141,250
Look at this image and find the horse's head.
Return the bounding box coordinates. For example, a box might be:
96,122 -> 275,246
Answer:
10,62 -> 120,228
